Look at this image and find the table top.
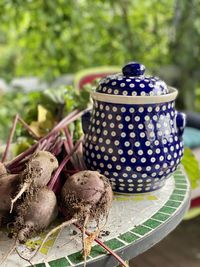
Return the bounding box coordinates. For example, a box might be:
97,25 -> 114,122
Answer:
1,165 -> 190,267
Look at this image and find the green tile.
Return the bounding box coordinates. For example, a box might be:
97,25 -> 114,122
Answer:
159,206 -> 176,214
173,189 -> 186,195
174,175 -> 186,180
152,212 -> 170,221
174,171 -> 182,175
165,200 -> 181,208
119,232 -> 139,243
170,194 -> 185,201
143,219 -> 162,229
68,251 -> 83,264
174,174 -> 185,178
176,184 -> 187,189
104,238 -> 124,250
175,178 -> 186,184
90,244 -> 107,258
90,238 -> 124,258
49,257 -> 70,267
131,225 -> 152,236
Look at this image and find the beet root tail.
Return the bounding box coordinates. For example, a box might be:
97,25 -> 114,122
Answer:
10,182 -> 30,213
30,217 -> 78,260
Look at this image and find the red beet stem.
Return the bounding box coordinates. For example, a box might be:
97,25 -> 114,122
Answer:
39,139 -> 48,151
8,155 -> 32,172
76,142 -> 86,170
63,140 -> 76,168
48,108 -> 90,138
63,128 -> 71,156
64,127 -> 74,151
6,111 -> 77,168
36,110 -> 79,144
64,127 -> 84,169
2,114 -> 41,164
1,114 -> 19,163
52,110 -> 79,132
18,116 -> 40,140
63,139 -> 70,155
60,208 -> 128,267
75,223 -> 129,267
8,165 -> 25,173
6,108 -> 89,169
50,139 -> 64,156
5,143 -> 38,169
48,137 -> 83,191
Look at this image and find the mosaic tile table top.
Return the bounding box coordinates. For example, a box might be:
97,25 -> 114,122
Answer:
0,165 -> 190,267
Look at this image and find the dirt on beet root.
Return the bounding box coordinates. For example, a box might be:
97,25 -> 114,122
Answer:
10,151 -> 59,213
61,170 -> 113,223
14,186 -> 58,243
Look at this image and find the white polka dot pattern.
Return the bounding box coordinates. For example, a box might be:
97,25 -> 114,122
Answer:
83,100 -> 184,194
96,72 -> 169,96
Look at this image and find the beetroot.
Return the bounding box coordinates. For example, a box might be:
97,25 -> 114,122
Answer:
61,171 -> 113,265
36,171 -> 113,264
15,187 -> 58,243
0,152 -> 59,264
10,151 -> 58,212
0,187 -> 58,265
61,170 -> 113,222
23,151 -> 59,187
0,174 -> 20,225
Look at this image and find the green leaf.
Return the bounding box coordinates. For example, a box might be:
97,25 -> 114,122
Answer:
182,148 -> 200,189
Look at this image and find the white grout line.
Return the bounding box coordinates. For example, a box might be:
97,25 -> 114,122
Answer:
115,237 -> 128,246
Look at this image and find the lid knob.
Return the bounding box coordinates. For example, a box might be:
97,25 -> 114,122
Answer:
122,62 -> 145,77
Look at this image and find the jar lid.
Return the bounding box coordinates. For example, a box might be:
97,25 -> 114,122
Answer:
96,62 -> 169,96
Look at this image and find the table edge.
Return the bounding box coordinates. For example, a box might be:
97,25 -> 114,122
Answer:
83,190 -> 190,267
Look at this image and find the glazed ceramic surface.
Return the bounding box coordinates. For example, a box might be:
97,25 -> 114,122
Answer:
83,62 -> 186,194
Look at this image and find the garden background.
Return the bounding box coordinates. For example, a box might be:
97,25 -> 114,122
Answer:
0,0 -> 200,139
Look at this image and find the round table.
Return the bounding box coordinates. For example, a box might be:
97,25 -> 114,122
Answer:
1,165 -> 190,267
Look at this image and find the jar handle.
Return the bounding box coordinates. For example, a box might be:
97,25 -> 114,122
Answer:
176,111 -> 186,137
82,110 -> 92,134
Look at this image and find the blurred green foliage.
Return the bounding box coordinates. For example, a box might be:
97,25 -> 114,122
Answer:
0,0 -> 200,110
0,91 -> 27,143
182,148 -> 200,189
0,0 -> 173,79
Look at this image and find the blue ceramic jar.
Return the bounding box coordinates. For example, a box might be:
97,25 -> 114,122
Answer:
83,62 -> 186,194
